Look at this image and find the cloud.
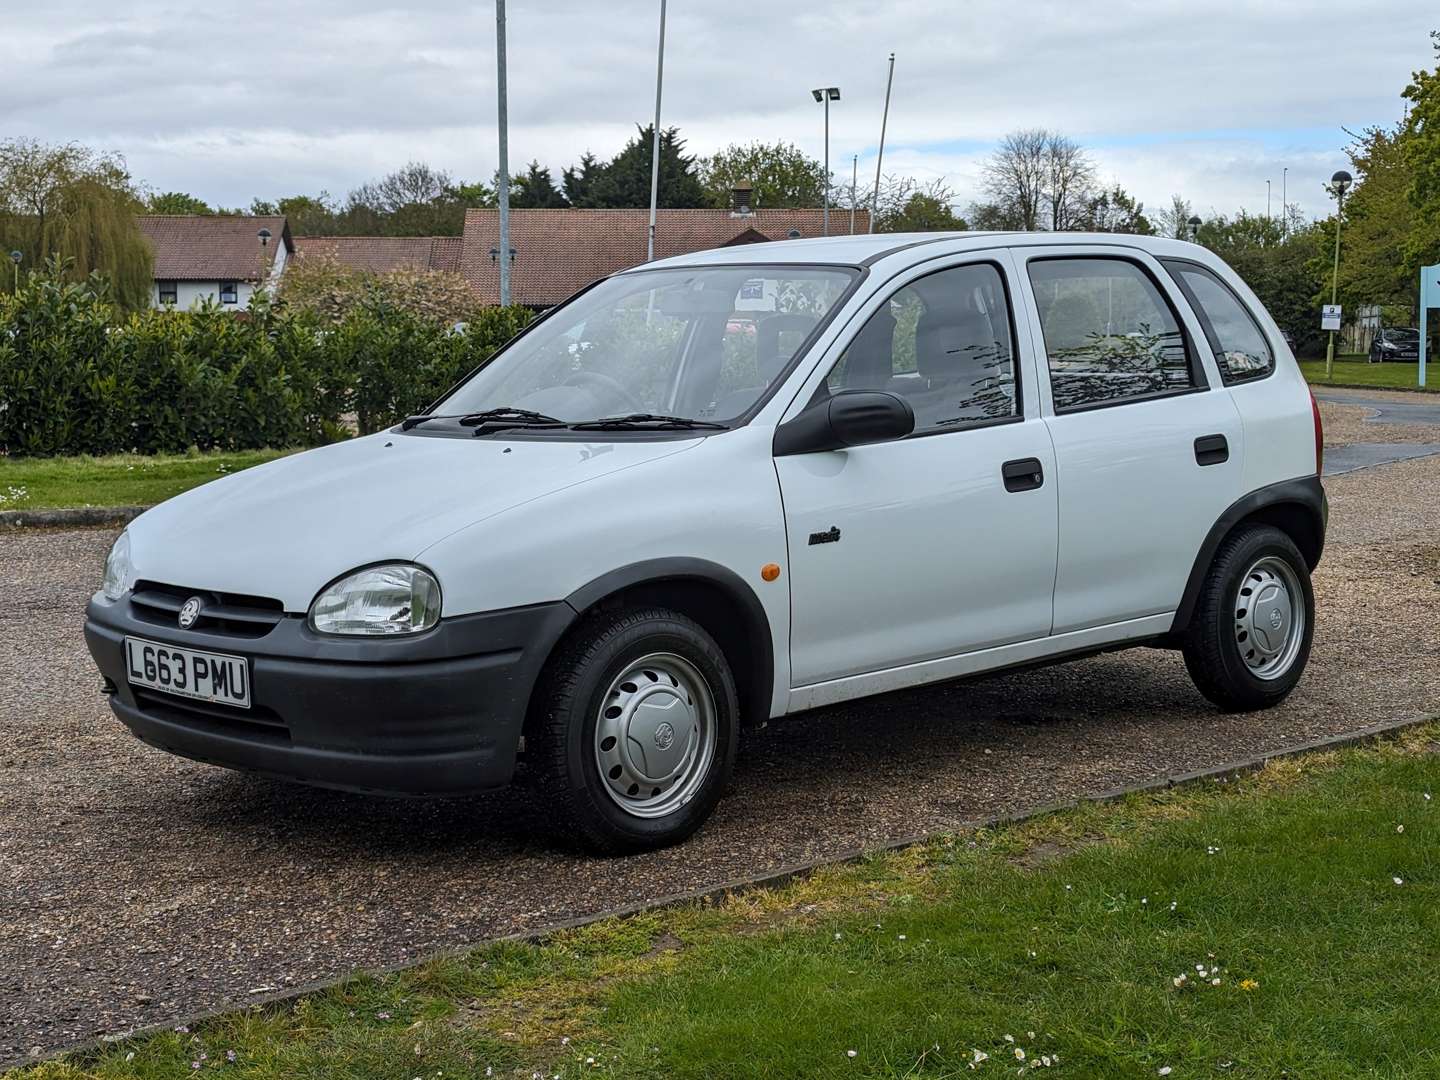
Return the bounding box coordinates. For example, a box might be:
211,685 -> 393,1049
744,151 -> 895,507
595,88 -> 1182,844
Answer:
1,0 -> 1431,218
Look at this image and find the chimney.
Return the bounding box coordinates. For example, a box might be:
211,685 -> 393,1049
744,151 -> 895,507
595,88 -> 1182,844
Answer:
730,183 -> 755,217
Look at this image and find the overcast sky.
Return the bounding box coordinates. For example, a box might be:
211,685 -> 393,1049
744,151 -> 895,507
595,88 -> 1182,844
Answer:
3,1 -> 1433,223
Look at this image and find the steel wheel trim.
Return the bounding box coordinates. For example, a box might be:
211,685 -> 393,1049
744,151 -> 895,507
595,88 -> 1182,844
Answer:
1234,555 -> 1306,680
593,652 -> 716,819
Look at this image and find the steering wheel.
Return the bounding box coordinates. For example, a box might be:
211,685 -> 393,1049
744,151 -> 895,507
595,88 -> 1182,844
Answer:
564,369 -> 644,413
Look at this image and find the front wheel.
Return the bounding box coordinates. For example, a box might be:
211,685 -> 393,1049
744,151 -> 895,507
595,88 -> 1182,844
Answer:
527,607 -> 739,853
1182,524 -> 1315,712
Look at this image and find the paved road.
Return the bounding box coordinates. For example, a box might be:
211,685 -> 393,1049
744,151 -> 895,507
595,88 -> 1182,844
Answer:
4,450 -> 1440,1065
1312,387 -> 1440,428
1313,389 -> 1440,475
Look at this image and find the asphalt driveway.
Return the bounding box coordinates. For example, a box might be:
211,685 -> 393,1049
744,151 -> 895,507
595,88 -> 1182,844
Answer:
4,417 -> 1440,1065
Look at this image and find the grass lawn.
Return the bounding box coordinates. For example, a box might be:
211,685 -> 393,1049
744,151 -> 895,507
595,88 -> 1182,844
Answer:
0,450 -> 291,511
15,725 -> 1440,1079
1300,358 -> 1438,392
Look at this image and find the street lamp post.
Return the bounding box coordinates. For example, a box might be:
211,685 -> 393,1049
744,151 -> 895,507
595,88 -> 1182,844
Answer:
811,86 -> 840,236
1324,169 -> 1354,379
495,0 -> 512,307
256,228 -> 271,301
1187,216 -> 1202,242
8,250 -> 20,293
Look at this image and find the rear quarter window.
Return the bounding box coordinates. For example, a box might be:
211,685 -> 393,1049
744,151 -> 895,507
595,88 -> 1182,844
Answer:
1163,260 -> 1274,383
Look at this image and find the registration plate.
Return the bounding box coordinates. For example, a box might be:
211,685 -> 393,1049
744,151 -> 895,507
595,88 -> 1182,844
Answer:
124,637 -> 251,709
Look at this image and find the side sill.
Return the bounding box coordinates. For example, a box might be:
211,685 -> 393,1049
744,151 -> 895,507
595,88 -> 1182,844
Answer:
785,613 -> 1173,713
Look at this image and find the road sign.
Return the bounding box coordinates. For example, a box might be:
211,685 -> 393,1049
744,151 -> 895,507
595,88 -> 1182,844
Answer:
1421,264 -> 1439,388
1320,304 -> 1342,332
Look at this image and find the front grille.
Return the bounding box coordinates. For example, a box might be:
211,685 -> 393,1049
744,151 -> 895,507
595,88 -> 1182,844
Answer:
130,581 -> 286,639
133,688 -> 290,744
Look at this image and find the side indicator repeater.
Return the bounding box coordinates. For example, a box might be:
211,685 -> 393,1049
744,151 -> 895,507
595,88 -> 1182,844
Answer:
761,563 -> 781,582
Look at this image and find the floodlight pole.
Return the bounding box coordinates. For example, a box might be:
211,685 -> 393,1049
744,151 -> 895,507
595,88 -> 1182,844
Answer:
1281,167 -> 1288,238
496,0 -> 512,307
647,0 -> 667,262
869,52 -> 894,234
850,154 -> 857,234
822,94 -> 831,236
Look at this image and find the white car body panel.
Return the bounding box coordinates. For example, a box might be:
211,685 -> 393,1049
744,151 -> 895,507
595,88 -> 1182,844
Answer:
119,231 -> 1321,728
125,431 -> 702,613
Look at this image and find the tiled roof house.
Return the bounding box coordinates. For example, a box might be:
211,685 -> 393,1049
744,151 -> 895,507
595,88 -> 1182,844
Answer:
459,208 -> 868,307
137,215 -> 292,309
292,235 -> 463,275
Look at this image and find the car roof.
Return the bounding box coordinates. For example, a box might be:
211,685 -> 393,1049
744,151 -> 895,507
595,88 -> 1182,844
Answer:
632,230 -> 1220,272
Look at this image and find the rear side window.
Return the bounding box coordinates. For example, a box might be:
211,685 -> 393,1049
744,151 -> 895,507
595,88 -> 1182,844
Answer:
1028,258 -> 1195,412
1164,261 -> 1273,382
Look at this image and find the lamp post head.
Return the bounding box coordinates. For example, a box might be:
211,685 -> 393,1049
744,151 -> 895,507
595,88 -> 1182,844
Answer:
1187,215 -> 1202,239
1329,170 -> 1353,196
811,87 -> 840,102
7,250 -> 20,265
257,227 -> 272,247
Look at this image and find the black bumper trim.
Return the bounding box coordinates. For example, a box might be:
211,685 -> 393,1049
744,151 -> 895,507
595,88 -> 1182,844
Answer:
84,597 -> 577,795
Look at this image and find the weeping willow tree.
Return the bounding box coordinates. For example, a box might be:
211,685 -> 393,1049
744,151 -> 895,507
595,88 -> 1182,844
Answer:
0,139 -> 152,310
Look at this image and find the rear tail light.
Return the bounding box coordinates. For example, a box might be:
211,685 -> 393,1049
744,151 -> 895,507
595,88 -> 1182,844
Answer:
1309,388 -> 1323,474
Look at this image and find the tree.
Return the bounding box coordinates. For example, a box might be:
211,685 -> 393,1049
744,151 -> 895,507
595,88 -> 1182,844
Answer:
0,139 -> 152,308
562,152 -> 602,206
1334,124 -> 1418,313
570,126 -> 706,209
1043,133 -> 1096,230
1152,195 -> 1195,240
976,129 -> 1096,231
508,160 -> 568,208
863,176 -> 966,232
978,129 -> 1049,230
1076,184 -> 1153,234
1402,30 -> 1440,284
697,141 -> 827,208
147,191 -> 212,215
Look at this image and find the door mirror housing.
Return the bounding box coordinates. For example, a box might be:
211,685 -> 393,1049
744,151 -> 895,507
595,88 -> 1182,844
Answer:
773,390 -> 915,456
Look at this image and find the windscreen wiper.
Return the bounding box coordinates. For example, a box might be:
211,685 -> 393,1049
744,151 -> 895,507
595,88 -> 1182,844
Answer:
399,413 -> 465,430
569,413 -> 728,431
459,407 -> 565,426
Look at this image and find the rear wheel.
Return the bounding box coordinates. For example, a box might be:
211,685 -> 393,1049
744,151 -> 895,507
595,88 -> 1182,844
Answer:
1182,524 -> 1314,711
527,607 -> 738,853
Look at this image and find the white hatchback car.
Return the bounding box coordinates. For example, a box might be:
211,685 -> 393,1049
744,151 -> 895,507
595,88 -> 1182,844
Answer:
86,232 -> 1326,852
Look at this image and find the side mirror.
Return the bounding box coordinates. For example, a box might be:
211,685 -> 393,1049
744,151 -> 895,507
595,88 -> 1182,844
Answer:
773,390 -> 915,456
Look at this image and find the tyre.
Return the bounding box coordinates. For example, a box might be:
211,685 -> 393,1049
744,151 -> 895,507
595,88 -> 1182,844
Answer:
527,606 -> 739,854
1182,524 -> 1314,712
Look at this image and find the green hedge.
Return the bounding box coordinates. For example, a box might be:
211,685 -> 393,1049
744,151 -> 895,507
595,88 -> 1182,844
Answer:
0,267 -> 532,456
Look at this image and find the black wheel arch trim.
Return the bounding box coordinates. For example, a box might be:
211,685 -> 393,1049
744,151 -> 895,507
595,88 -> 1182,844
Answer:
564,557 -> 776,724
1170,475 -> 1327,634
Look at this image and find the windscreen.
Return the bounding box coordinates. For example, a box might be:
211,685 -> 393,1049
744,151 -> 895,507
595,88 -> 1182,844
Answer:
436,265 -> 857,424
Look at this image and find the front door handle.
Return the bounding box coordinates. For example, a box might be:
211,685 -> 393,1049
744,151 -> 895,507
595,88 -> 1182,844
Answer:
1002,457 -> 1044,492
1194,434 -> 1229,466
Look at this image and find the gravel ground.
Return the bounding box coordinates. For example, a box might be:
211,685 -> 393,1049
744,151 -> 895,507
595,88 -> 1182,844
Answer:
5,430 -> 1440,1064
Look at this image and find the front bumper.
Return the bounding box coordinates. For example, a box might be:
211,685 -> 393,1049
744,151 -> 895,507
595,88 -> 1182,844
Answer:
84,593 -> 576,795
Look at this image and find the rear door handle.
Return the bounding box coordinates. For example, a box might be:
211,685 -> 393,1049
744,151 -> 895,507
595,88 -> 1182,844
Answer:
1002,457 -> 1044,492
1194,434 -> 1229,466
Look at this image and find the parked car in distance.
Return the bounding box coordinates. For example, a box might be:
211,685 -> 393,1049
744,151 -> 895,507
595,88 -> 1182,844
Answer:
86,232 -> 1327,853
1369,327 -> 1421,362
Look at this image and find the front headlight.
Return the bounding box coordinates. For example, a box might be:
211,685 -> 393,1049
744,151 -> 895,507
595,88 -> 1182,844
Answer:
308,563 -> 442,636
101,531 -> 133,600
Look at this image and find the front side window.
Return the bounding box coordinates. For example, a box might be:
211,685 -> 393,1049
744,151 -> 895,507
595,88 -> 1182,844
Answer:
1164,261 -> 1272,381
435,266 -> 855,425
157,281 -> 178,305
219,281 -> 239,305
1029,258 -> 1194,411
824,262 -> 1018,431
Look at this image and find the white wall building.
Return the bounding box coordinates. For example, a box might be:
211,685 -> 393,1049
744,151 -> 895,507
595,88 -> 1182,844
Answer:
137,215 -> 292,310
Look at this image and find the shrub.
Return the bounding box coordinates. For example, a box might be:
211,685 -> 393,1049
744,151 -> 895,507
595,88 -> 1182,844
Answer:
0,262 -> 533,456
